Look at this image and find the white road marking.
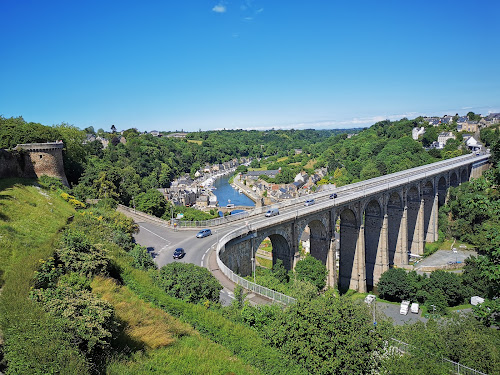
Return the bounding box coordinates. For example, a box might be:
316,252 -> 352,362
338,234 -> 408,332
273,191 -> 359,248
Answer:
139,225 -> 170,242
139,225 -> 171,253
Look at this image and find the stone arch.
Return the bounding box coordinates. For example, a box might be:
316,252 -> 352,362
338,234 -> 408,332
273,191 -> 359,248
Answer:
299,219 -> 330,265
363,199 -> 383,288
450,171 -> 459,187
339,208 -> 358,292
407,186 -> 420,254
460,167 -> 469,183
437,176 -> 447,206
266,234 -> 293,271
387,191 -> 405,266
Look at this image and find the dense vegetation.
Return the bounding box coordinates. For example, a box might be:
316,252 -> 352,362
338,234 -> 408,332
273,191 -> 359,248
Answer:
1,114 -> 499,373
0,179 -> 300,374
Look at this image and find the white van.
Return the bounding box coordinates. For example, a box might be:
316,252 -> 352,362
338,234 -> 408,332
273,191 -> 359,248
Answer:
265,208 -> 279,217
400,300 -> 410,315
410,302 -> 419,314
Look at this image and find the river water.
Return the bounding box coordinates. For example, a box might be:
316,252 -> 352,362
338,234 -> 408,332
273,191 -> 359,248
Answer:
213,175 -> 255,207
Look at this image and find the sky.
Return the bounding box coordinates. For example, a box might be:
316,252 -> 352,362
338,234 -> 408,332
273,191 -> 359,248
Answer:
1,0 -> 499,133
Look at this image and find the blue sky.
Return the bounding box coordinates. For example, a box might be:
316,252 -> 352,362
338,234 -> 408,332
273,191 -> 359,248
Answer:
1,0 -> 499,132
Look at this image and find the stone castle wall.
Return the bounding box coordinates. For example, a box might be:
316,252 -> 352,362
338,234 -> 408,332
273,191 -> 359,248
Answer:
0,143 -> 69,186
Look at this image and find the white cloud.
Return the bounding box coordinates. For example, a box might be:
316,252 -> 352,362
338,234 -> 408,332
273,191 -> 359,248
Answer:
212,4 -> 226,13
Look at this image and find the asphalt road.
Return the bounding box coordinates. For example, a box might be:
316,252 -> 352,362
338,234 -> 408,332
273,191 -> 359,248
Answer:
133,219 -> 246,306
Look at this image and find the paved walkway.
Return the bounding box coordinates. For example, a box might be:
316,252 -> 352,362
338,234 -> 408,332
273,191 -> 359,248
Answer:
206,243 -> 273,306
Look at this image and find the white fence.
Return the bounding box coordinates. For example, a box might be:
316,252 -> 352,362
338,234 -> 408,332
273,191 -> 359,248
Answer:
216,227 -> 297,305
390,338 -> 488,375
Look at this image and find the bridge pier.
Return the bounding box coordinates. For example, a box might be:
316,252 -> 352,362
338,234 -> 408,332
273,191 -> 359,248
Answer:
327,238 -> 336,287
353,224 -> 367,293
373,213 -> 389,286
219,155 -> 490,295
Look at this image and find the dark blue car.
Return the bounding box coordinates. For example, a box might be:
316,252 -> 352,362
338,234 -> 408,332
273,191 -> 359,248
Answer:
173,248 -> 185,259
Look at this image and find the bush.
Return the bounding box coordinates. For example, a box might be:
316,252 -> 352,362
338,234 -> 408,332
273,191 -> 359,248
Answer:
293,255 -> 327,291
57,229 -> 110,277
154,262 -> 223,304
129,244 -> 157,271
33,256 -> 64,289
30,285 -> 116,355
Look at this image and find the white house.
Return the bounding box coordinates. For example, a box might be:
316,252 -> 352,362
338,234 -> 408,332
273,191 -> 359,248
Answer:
437,132 -> 456,149
412,127 -> 426,140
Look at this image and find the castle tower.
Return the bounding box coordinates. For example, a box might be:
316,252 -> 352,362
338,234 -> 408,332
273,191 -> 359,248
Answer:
15,142 -> 69,186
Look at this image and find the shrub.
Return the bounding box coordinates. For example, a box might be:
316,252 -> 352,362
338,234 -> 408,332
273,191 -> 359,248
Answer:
57,229 -> 110,277
154,262 -> 223,304
33,256 -> 64,289
31,285 -> 116,355
129,244 -> 157,271
294,255 -> 327,291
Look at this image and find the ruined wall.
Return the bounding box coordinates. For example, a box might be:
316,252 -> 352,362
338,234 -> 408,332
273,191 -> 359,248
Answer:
0,143 -> 69,186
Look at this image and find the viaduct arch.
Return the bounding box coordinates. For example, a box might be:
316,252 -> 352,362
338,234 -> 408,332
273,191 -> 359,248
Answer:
218,154 -> 490,293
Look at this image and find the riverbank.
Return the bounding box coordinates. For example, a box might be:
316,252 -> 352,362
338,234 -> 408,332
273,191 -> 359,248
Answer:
231,174 -> 262,205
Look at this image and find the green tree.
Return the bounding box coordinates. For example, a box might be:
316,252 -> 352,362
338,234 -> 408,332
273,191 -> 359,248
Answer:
265,292 -> 386,374
135,189 -> 167,217
272,259 -> 289,283
155,262 -> 223,304
377,268 -> 414,301
128,244 -> 157,271
293,255 -> 327,291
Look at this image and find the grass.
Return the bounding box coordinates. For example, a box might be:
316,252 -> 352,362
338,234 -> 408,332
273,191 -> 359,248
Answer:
303,158 -> 317,169
256,257 -> 272,269
92,276 -> 194,349
94,276 -> 258,374
107,337 -> 258,375
0,178 -> 75,287
187,139 -> 202,145
0,179 -> 88,374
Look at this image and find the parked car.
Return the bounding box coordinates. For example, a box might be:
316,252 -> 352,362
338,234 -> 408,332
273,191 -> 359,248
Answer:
196,229 -> 212,238
471,296 -> 485,306
329,193 -> 338,199
173,248 -> 185,259
265,208 -> 279,217
410,302 -> 419,314
400,300 -> 410,315
304,199 -> 315,206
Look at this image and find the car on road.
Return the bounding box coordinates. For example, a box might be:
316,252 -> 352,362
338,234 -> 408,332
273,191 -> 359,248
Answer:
329,193 -> 338,199
173,248 -> 185,259
265,208 -> 279,217
196,229 -> 212,238
304,199 -> 315,206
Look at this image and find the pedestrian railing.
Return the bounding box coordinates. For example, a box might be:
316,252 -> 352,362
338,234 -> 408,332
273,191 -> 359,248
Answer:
215,227 -> 296,305
389,338 -> 488,375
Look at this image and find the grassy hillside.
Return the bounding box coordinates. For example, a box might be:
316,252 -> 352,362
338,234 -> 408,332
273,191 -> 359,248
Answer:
0,179 -> 302,374
0,178 -> 87,374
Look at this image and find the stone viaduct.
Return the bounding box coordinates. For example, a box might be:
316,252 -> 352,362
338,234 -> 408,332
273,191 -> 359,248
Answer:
219,154 -> 491,293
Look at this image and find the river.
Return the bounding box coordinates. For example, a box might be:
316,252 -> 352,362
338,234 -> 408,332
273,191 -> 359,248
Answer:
213,175 -> 255,207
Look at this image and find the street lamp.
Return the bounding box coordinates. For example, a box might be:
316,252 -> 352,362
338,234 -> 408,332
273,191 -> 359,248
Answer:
251,256 -> 255,283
